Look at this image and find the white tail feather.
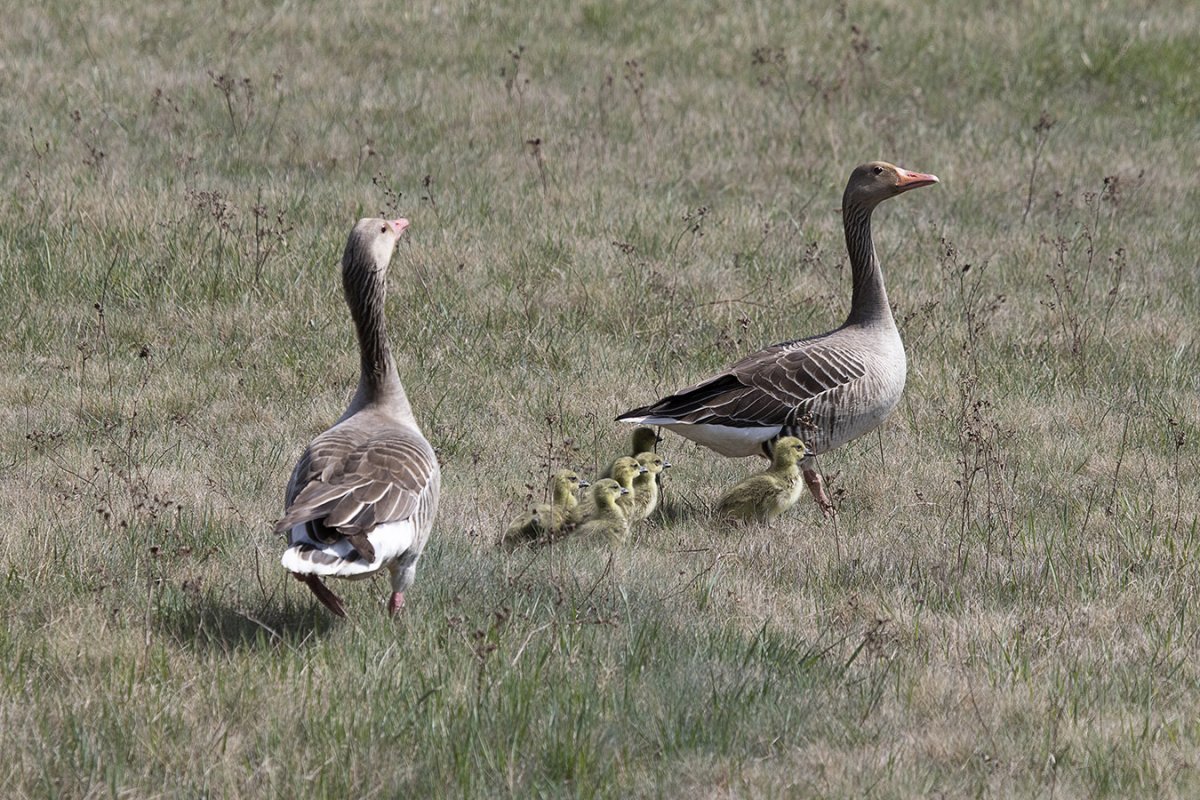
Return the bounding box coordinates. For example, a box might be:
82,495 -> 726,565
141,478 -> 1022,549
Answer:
622,420 -> 781,458
281,520 -> 418,578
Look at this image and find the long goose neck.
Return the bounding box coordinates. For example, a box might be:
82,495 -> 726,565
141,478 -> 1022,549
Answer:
342,256 -> 413,420
842,202 -> 893,327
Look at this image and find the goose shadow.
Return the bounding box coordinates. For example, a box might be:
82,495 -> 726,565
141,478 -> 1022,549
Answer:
650,490 -> 711,526
156,590 -> 338,653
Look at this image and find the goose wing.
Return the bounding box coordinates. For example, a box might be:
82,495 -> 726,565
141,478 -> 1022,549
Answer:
620,335 -> 867,428
277,426 -> 438,563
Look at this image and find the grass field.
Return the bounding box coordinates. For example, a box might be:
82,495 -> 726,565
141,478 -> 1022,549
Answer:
2,0 -> 1199,796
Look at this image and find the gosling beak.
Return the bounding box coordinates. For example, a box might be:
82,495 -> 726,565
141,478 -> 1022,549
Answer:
619,487 -> 630,495
578,479 -> 590,488
637,465 -> 649,474
662,459 -> 673,469
894,168 -> 939,192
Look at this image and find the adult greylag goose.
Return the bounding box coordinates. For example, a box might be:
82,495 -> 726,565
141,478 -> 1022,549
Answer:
277,217 -> 440,618
617,162 -> 937,513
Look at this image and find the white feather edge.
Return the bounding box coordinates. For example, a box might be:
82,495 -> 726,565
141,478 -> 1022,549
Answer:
280,520 -> 417,578
618,418 -> 781,458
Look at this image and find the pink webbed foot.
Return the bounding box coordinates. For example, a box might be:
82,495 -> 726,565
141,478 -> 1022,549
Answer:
387,591 -> 406,616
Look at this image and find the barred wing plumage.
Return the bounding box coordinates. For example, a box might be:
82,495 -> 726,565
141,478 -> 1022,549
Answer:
621,335 -> 867,432
278,425 -> 439,564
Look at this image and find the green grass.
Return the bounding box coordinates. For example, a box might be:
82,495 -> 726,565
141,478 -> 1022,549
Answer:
2,0 -> 1199,796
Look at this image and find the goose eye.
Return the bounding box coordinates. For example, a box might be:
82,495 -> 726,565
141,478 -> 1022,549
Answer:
380,224 -> 389,233
872,165 -> 884,176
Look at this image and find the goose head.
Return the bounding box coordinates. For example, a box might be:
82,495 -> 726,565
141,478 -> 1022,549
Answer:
610,457 -> 642,486
591,478 -> 625,504
844,162 -> 938,210
551,468 -> 584,488
346,217 -> 410,273
550,469 -> 588,502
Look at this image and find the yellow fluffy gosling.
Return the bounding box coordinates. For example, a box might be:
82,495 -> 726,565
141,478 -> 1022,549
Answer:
574,479 -> 631,546
716,437 -> 809,523
629,451 -> 669,523
573,456 -> 643,523
501,469 -> 589,550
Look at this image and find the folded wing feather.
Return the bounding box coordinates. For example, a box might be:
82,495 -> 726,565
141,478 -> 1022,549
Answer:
276,427 -> 436,565
622,336 -> 867,428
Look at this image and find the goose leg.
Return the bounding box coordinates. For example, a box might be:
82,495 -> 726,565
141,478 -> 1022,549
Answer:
387,592 -> 405,615
387,557 -> 416,616
802,468 -> 835,517
296,573 -> 348,618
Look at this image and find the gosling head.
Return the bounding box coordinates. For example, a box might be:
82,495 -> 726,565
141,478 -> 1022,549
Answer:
771,436 -> 809,468
630,426 -> 661,454
634,451 -> 666,476
591,478 -> 625,506
551,469 -> 587,491
610,456 -> 643,485
550,469 -> 588,504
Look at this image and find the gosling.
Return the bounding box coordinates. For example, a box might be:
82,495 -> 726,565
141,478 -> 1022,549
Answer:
501,469 -> 589,550
573,456 -> 644,523
574,479 -> 632,546
715,437 -> 809,523
628,451 -> 669,523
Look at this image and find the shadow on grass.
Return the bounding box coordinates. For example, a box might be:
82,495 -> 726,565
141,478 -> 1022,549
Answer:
650,491 -> 710,527
155,588 -> 337,653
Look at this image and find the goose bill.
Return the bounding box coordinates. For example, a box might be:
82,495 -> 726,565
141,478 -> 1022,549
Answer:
895,168 -> 939,191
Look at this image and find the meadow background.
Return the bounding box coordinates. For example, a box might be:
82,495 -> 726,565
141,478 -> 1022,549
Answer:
2,0 -> 1198,796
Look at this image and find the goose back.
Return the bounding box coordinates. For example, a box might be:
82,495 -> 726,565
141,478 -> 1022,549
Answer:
278,408 -> 440,578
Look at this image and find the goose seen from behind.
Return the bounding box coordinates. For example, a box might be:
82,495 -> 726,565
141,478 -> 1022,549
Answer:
277,217 -> 440,618
618,162 -> 938,514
